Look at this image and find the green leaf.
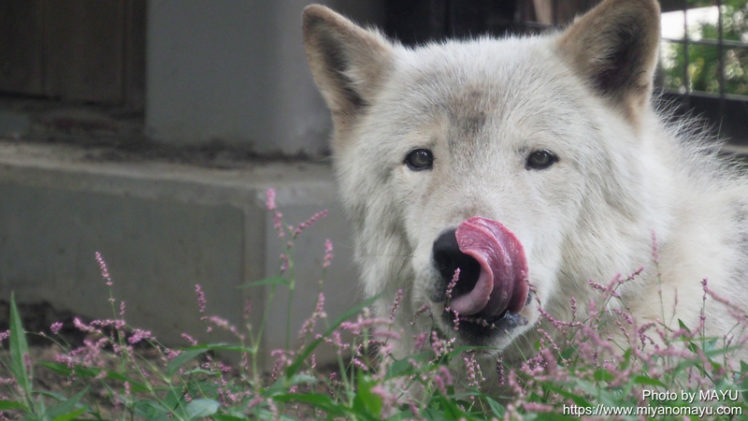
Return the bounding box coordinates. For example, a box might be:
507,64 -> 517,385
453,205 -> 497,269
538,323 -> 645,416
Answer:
102,371 -> 149,393
47,388 -> 89,420
52,407 -> 88,421
287,373 -> 318,387
0,400 -> 26,411
182,343 -> 251,353
593,369 -> 614,382
632,375 -> 667,388
133,400 -> 171,421
385,351 -> 433,379
212,415 -> 246,421
352,375 -> 382,418
285,293 -> 381,378
421,407 -> 451,421
484,396 -> 506,417
273,393 -> 347,417
677,319 -> 691,333
239,277 -> 290,288
428,395 -> 465,419
186,399 -> 220,420
9,293 -> 33,406
40,362 -> 97,378
167,348 -> 208,377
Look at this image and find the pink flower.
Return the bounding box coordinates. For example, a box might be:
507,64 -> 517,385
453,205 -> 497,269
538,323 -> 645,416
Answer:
50,322 -> 63,335
248,395 -> 264,409
390,288 -> 403,321
322,238 -> 334,268
265,188 -> 277,211
181,333 -> 198,346
273,212 -> 285,239
293,209 -> 329,238
194,284 -> 207,313
413,331 -> 428,351
445,268 -> 460,304
95,251 -> 113,286
279,253 -> 289,273
73,317 -> 96,333
128,328 -> 153,345
522,402 -> 554,413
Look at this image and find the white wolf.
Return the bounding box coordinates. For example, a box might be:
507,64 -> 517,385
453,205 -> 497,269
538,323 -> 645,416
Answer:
303,0 -> 748,387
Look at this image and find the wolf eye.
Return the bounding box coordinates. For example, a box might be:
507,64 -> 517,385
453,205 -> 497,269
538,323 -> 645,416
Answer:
404,149 -> 434,171
526,150 -> 558,170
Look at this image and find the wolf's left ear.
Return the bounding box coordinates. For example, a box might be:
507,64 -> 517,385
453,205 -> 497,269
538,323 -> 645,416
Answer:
303,5 -> 393,137
557,0 -> 660,125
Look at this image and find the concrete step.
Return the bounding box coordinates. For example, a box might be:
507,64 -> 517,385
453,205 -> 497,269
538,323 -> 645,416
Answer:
0,141 -> 360,365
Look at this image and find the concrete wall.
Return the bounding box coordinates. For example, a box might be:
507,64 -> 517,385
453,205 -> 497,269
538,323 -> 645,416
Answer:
0,142 -> 359,364
146,0 -> 384,157
0,0 -> 386,366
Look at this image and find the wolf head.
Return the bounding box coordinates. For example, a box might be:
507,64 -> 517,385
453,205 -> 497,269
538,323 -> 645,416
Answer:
303,0 -> 665,355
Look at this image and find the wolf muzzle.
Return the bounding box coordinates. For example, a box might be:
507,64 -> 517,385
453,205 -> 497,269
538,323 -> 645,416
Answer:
432,217 -> 529,318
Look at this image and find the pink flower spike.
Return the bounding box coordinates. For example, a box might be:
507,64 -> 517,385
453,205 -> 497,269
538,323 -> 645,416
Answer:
293,209 -> 329,238
265,188 -> 277,211
181,333 -> 198,346
445,268 -> 460,303
95,251 -> 113,286
322,238 -> 334,268
195,284 -> 207,313
128,328 -> 153,345
50,322 -> 63,335
390,288 -> 403,321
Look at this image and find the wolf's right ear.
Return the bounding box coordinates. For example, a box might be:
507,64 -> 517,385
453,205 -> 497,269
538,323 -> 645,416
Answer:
557,0 -> 660,126
303,5 -> 393,132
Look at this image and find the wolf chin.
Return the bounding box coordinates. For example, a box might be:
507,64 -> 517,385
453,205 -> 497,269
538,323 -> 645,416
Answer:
302,0 -> 748,390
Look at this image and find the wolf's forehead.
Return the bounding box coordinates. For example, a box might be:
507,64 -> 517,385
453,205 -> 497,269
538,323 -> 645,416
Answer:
393,69 -> 542,143
388,38 -> 584,143
396,44 -> 553,113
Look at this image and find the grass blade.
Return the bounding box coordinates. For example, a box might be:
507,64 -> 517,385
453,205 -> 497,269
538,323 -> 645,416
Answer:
238,276 -> 290,288
9,292 -> 33,410
0,400 -> 26,411
46,387 -> 89,420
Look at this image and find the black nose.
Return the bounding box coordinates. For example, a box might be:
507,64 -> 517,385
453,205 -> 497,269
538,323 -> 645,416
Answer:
431,229 -> 481,302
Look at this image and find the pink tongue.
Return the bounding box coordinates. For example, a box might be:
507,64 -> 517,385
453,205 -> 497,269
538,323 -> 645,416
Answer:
450,217 -> 528,317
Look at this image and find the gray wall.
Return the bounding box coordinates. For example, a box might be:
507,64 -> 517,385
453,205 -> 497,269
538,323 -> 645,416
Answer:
146,0 -> 384,157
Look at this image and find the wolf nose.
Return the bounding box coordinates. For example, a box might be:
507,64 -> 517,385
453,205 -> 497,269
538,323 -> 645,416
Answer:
432,229 -> 481,302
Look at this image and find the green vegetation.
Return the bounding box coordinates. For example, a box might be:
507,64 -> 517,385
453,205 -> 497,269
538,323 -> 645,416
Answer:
662,0 -> 748,96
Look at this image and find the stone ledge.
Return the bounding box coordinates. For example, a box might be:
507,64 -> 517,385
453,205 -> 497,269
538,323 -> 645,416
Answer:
0,141 -> 359,365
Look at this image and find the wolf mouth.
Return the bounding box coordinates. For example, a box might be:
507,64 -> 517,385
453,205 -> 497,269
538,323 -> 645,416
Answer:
441,307 -> 529,343
433,217 -> 529,321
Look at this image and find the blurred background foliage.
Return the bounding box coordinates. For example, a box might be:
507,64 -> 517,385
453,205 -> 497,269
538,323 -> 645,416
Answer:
662,0 -> 747,95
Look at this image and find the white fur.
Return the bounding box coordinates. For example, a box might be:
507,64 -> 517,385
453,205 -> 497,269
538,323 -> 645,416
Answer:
303,0 -> 748,392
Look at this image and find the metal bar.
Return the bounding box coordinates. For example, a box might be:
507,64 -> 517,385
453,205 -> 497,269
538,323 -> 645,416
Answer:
662,37 -> 748,49
682,0 -> 690,104
552,0 -> 558,26
717,0 -> 725,116
662,88 -> 748,102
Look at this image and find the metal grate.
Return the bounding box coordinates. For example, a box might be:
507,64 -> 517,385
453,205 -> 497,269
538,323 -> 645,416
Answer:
524,0 -> 748,146
656,0 -> 748,145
